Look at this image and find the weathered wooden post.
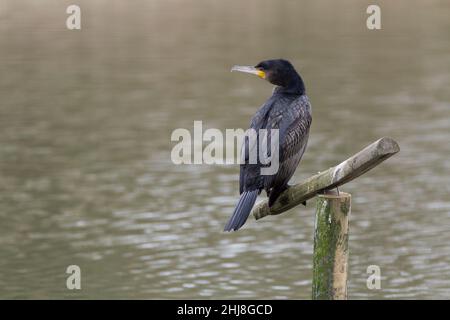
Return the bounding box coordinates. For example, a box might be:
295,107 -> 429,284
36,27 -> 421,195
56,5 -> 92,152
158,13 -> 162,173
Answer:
312,192 -> 351,300
250,137 -> 400,300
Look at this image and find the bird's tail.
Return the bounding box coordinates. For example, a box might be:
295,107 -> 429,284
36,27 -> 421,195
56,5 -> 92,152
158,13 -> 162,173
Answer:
224,190 -> 258,232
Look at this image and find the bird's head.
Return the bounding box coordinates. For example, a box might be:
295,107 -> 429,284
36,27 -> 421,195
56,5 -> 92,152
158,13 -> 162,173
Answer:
231,59 -> 304,94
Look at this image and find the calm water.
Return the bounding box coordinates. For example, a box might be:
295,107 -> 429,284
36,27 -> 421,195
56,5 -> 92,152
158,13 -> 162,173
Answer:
0,0 -> 449,299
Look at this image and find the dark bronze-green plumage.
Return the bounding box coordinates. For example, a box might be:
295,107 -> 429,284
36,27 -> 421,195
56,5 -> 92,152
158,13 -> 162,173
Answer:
224,59 -> 312,231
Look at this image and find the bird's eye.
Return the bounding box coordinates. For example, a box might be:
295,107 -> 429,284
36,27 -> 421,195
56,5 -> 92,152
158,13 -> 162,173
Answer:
255,63 -> 265,70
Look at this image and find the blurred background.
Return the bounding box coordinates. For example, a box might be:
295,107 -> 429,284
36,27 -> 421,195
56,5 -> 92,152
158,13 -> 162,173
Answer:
0,0 -> 449,299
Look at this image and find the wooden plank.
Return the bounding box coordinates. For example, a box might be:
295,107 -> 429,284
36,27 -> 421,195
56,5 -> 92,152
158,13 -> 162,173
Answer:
252,137 -> 400,220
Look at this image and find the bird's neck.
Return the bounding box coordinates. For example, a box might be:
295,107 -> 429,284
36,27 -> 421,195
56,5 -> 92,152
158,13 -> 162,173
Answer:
275,73 -> 305,95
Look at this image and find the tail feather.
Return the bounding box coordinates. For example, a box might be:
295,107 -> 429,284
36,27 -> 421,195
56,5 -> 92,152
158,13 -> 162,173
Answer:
224,190 -> 258,232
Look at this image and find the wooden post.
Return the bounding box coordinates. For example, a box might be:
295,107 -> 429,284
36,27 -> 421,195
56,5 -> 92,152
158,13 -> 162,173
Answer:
312,192 -> 351,300
243,137 -> 399,299
239,137 -> 400,300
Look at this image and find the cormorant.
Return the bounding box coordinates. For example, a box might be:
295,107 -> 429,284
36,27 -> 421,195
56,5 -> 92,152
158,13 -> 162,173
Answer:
224,59 -> 312,232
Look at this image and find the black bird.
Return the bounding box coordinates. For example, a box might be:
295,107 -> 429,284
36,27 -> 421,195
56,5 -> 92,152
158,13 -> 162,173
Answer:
224,59 -> 312,232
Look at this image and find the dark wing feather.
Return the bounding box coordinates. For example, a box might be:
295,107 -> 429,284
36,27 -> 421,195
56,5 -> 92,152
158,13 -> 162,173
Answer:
263,95 -> 312,191
279,96 -> 312,161
239,97 -> 276,194
239,94 -> 312,195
